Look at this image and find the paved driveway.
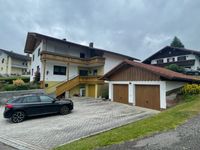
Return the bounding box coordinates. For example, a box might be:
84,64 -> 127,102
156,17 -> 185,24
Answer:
0,97 -> 158,150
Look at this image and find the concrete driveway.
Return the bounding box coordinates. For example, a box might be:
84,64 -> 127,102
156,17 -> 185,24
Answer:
0,97 -> 158,150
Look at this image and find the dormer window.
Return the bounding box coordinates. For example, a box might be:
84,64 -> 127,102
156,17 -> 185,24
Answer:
80,53 -> 85,58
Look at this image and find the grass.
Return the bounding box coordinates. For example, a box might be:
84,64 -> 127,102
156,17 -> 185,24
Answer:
55,94 -> 200,150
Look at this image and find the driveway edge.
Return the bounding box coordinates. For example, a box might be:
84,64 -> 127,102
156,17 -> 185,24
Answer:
0,136 -> 46,150
57,111 -> 157,148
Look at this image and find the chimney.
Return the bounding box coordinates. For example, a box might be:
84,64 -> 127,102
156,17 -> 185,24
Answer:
89,42 -> 94,48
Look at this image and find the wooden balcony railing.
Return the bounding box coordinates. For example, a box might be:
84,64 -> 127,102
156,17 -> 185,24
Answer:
55,75 -> 104,97
41,51 -> 105,65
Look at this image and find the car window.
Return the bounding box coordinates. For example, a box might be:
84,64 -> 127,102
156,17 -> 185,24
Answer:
7,98 -> 16,103
39,96 -> 54,102
22,96 -> 40,103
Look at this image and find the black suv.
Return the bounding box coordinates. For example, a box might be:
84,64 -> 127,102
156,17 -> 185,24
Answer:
4,95 -> 73,123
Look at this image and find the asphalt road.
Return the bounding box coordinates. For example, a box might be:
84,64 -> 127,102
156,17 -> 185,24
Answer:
99,114 -> 200,150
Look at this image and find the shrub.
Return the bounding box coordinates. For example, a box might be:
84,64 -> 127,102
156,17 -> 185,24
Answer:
13,79 -> 25,86
165,64 -> 184,73
3,83 -> 40,91
34,71 -> 40,83
0,77 -> 30,84
181,84 -> 200,95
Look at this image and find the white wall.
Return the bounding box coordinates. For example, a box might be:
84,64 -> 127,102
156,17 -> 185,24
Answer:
107,81 -> 167,109
30,42 -> 43,81
151,54 -> 197,66
103,52 -> 128,74
45,61 -> 78,82
165,81 -> 186,92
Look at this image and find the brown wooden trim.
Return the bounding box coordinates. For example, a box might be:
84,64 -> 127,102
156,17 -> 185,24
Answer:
40,51 -> 105,65
109,65 -> 160,81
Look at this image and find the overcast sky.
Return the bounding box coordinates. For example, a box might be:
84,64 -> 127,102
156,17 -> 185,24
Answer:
0,0 -> 200,60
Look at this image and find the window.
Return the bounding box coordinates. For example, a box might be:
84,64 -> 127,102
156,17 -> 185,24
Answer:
22,96 -> 40,103
177,56 -> 186,61
53,66 -> 66,75
172,58 -> 175,62
37,66 -> 40,72
32,54 -> 35,61
156,59 -> 163,64
2,58 -> 4,63
32,69 -> 34,76
93,69 -> 98,75
40,96 -> 54,102
167,58 -> 170,63
22,62 -> 24,65
80,53 -> 85,58
38,48 -> 40,56
1,67 -> 3,71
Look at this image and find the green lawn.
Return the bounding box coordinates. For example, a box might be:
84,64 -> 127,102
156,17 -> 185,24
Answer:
55,95 -> 200,150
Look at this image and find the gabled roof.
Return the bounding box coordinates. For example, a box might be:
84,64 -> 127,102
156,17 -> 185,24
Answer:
24,32 -> 140,61
102,60 -> 200,82
143,46 -> 200,63
0,49 -> 31,61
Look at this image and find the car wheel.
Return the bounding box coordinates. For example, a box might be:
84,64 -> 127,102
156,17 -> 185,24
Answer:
11,111 -> 25,123
60,106 -> 70,115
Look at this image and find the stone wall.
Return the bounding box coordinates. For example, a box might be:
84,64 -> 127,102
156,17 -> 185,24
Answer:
0,89 -> 44,105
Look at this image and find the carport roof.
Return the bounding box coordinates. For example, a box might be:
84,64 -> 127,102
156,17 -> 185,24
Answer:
102,60 -> 200,82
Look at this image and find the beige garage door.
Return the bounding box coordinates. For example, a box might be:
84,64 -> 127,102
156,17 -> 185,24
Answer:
135,85 -> 160,110
113,84 -> 128,104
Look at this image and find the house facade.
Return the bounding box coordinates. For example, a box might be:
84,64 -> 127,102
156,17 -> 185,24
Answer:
24,32 -> 139,98
0,49 -> 31,76
143,46 -> 200,71
102,60 -> 199,110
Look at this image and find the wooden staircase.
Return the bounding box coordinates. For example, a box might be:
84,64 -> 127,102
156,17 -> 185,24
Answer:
55,75 -> 104,97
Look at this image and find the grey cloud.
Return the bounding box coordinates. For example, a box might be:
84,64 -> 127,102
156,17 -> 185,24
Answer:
0,0 -> 200,60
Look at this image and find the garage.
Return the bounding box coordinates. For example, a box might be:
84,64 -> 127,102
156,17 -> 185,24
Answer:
135,85 -> 160,110
113,84 -> 128,104
102,60 -> 199,110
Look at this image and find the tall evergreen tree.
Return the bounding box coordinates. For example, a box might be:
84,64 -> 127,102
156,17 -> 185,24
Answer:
170,36 -> 185,48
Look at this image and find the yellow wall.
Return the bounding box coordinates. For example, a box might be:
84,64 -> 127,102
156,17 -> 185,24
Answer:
44,81 -> 60,94
69,85 -> 80,97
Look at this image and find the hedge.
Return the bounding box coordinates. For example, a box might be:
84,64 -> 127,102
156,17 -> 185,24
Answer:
0,77 -> 30,84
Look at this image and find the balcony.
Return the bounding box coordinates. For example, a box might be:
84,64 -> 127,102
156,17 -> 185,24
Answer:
154,59 -> 195,67
41,51 -> 105,66
11,64 -> 29,69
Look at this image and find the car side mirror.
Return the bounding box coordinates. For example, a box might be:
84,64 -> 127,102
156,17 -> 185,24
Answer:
52,99 -> 56,103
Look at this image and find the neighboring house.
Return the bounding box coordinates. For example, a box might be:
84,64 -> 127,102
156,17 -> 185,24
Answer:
102,60 -> 200,110
143,46 -> 200,71
24,32 -> 139,98
0,49 -> 31,76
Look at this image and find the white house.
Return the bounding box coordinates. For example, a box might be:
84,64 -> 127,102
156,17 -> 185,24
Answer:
24,32 -> 139,98
143,46 -> 200,72
0,49 -> 31,76
102,60 -> 200,110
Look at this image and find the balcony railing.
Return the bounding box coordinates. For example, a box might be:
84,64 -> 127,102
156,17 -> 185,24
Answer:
55,75 -> 104,96
41,51 -> 105,66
